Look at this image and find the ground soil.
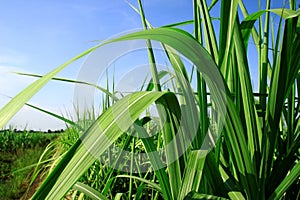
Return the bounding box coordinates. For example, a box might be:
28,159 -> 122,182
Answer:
21,173 -> 43,200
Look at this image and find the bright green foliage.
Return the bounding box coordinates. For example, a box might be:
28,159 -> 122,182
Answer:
0,0 -> 299,199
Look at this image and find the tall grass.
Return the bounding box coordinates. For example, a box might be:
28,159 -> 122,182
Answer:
0,129 -> 57,199
0,0 -> 299,199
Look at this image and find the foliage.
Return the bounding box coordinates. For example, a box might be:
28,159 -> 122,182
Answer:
0,130 -> 57,199
0,0 -> 299,199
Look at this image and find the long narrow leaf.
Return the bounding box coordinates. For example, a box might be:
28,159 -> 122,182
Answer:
73,182 -> 109,200
32,92 -> 172,199
0,45 -> 103,128
178,150 -> 207,200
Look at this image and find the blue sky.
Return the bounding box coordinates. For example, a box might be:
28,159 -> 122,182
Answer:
0,0 -> 194,130
0,0 -> 296,130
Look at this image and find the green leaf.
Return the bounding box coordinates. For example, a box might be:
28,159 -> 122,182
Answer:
178,150 -> 207,200
263,17 -> 300,197
267,161 -> 300,200
73,182 -> 109,200
240,8 -> 300,48
146,70 -> 169,91
269,8 -> 300,19
234,17 -> 261,170
223,98 -> 257,199
208,0 -> 219,11
32,139 -> 83,199
204,152 -> 230,197
138,0 -> 161,92
219,164 -> 245,200
240,10 -> 266,48
162,20 -> 195,28
219,0 -> 238,81
1,93 -> 82,131
116,175 -> 161,192
15,72 -> 119,101
0,45 -> 102,129
33,91 -> 173,199
100,27 -> 255,197
197,0 -> 219,63
183,191 -> 229,200
131,117 -> 174,200
114,193 -> 125,200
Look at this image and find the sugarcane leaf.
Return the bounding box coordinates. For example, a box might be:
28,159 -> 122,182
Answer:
116,175 -> 161,192
73,182 -> 109,200
267,161 -> 300,200
32,91 -> 172,199
0,45 -> 101,129
178,150 -> 207,200
15,72 -> 119,101
240,8 -> 300,48
183,191 -> 229,200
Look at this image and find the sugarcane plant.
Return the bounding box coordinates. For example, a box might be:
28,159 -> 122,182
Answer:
0,0 -> 299,199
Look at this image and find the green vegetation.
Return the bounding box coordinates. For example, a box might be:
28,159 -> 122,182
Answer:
0,130 -> 58,199
0,0 -> 299,199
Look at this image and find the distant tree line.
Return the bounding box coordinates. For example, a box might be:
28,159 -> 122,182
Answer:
0,129 -> 65,134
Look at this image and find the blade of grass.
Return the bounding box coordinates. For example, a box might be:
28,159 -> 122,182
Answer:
218,164 -> 245,200
138,0 -> 161,92
73,182 -> 109,200
135,122 -> 173,200
162,20 -> 194,28
223,98 -> 257,199
239,7 -> 300,49
116,175 -> 161,192
33,91 -> 173,199
208,0 -> 219,11
267,161 -> 300,200
204,152 -> 230,197
177,150 -> 207,200
183,191 -> 229,200
137,2 -> 183,199
218,0 -> 238,83
31,27 -> 229,200
106,27 -> 259,199
31,138 -> 82,199
259,0 -> 270,132
197,0 -> 219,63
194,0 -> 209,151
1,94 -> 82,130
0,44 -> 104,129
15,72 -> 119,101
234,16 -> 261,174
263,16 -> 300,196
